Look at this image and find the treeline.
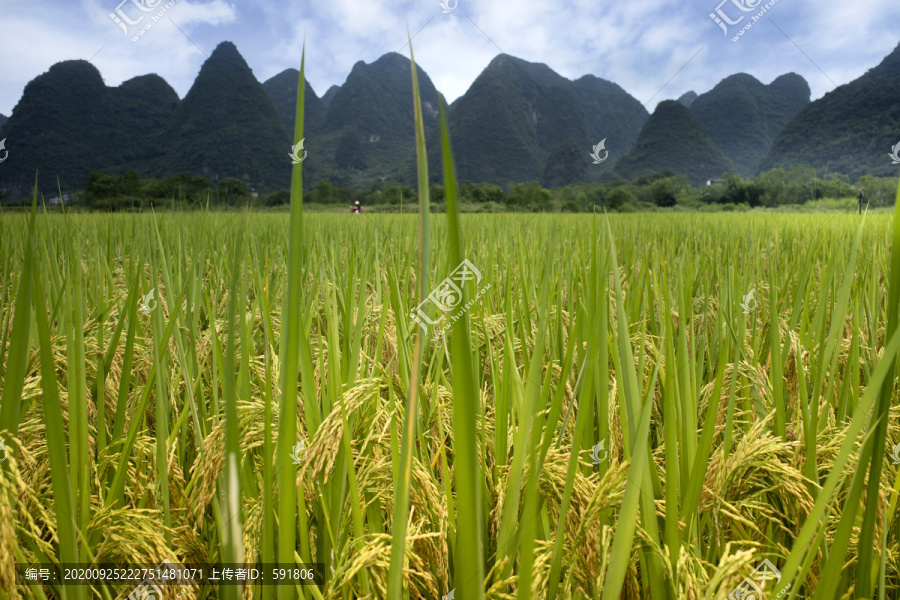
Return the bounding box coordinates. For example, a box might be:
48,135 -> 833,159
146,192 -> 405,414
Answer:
79,172 -> 259,210
10,166 -> 897,211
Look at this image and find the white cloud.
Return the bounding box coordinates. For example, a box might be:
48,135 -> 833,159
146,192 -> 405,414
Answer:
166,0 -> 236,26
1,0 -> 898,117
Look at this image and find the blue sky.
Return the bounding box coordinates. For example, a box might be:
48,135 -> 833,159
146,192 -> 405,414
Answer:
0,0 -> 898,116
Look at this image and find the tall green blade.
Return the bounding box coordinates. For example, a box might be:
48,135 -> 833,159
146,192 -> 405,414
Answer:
439,100 -> 484,600
601,216 -> 663,599
277,45 -> 307,600
0,179 -> 37,443
387,37 -> 431,600
856,178 -> 900,595
221,226 -> 245,600
32,251 -> 84,600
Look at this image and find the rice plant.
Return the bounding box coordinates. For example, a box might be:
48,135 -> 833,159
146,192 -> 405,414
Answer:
1,48 -> 900,600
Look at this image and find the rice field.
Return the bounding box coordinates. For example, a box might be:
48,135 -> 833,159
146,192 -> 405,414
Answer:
1,207 -> 900,600
3,54 -> 900,600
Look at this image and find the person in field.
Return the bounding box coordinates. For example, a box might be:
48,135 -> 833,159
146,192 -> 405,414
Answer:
351,200 -> 362,214
858,189 -> 865,214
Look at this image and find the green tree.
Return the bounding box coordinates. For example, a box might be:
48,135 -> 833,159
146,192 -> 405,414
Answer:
84,172 -> 128,209
820,173 -> 853,200
312,180 -> 336,204
217,178 -> 252,204
649,177 -> 682,207
460,180 -> 481,202
508,180 -> 551,211
606,187 -> 634,210
430,184 -> 445,204
461,181 -> 507,204
481,183 -> 506,204
154,174 -> 212,205
585,186 -> 606,211
122,171 -> 141,196
713,173 -> 762,206
755,165 -> 817,206
857,175 -> 899,207
784,165 -> 817,204
264,190 -> 291,206
385,184 -> 414,206
334,185 -> 352,206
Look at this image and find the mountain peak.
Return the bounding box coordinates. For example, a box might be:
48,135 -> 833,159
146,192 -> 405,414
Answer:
42,60 -> 106,92
322,52 -> 440,141
185,41 -> 265,103
769,72 -> 810,96
771,72 -> 806,86
116,73 -> 179,98
689,71 -> 810,176
617,100 -> 735,185
350,53 -> 410,76
487,53 -> 516,67
197,41 -> 256,83
261,69 -> 326,134
209,41 -> 242,61
373,52 -> 408,65
322,85 -> 340,104
885,41 -> 900,62
158,41 -> 291,190
656,99 -> 696,117
871,41 -> 900,73
677,91 -> 698,107
761,42 -> 900,178
721,72 -> 762,85
484,54 -> 567,87
485,53 -> 541,75
0,57 -> 178,194
266,68 -> 299,83
441,55 -> 646,186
